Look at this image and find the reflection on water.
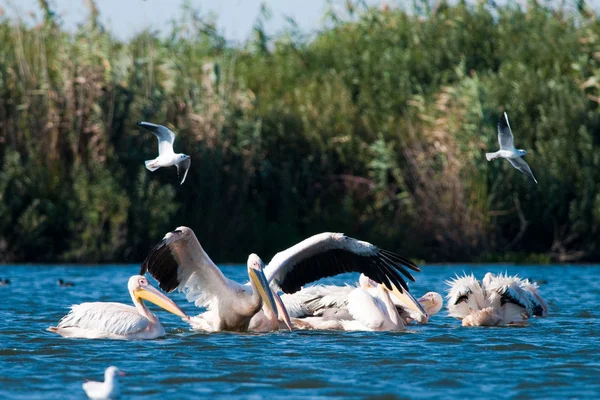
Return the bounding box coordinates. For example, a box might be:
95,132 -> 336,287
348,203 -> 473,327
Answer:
0,264 -> 599,399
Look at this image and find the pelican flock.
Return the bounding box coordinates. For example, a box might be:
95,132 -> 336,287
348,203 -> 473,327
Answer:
49,275 -> 189,339
36,113 -> 554,398
139,226 -> 427,332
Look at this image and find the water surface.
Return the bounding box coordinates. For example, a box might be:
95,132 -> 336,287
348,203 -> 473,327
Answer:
0,264 -> 598,399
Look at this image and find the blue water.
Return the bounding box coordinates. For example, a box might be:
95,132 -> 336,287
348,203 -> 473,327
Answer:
0,264 -> 599,399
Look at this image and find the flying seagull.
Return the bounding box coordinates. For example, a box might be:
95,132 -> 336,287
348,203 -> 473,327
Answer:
137,122 -> 191,185
485,112 -> 537,184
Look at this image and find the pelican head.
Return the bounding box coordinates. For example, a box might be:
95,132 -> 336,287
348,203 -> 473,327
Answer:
385,283 -> 428,323
247,254 -> 279,320
358,273 -> 378,289
418,292 -> 443,316
128,275 -> 188,319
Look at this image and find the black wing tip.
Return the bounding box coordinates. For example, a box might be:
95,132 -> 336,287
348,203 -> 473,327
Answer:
498,112 -> 509,127
139,236 -> 180,293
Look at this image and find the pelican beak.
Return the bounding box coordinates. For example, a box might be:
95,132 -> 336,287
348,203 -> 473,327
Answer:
272,288 -> 293,332
417,294 -> 434,313
118,371 -> 126,376
385,283 -> 428,322
134,285 -> 189,320
248,267 -> 279,321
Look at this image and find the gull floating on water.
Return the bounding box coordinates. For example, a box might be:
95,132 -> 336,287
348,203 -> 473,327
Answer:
138,121 -> 191,185
486,112 -> 537,184
82,366 -> 124,399
0,278 -> 10,286
48,275 -> 188,340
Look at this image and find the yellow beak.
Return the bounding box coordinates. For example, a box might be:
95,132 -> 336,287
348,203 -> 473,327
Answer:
134,285 -> 189,319
249,267 -> 279,321
385,283 -> 428,322
272,288 -> 293,331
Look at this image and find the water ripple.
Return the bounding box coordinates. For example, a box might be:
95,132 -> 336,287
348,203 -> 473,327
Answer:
1,264 -> 599,399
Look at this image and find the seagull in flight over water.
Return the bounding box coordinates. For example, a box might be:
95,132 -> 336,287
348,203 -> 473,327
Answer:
485,112 -> 537,184
138,122 -> 191,185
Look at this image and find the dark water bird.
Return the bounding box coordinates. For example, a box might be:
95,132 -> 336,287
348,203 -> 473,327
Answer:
58,279 -> 75,287
0,278 -> 10,285
137,121 -> 191,185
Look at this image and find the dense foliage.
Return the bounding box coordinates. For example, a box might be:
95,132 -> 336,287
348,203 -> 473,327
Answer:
1,0 -> 600,263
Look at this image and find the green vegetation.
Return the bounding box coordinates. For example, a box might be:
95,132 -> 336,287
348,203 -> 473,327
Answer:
1,0 -> 600,263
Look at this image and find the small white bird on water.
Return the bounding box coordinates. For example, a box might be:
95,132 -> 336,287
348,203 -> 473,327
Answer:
486,112 -> 537,184
82,366 -> 124,399
138,121 -> 191,184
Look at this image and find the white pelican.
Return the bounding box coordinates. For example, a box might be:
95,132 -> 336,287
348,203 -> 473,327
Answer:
140,228 -> 284,332
446,273 -> 488,319
138,121 -> 191,185
140,227 -> 426,332
279,275 -> 440,327
446,272 -> 548,326
48,275 -> 188,340
83,366 -> 124,399
292,274 -> 405,331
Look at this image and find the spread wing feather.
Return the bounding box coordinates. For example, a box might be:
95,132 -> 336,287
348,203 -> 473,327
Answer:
140,227 -> 242,310
264,232 -> 419,295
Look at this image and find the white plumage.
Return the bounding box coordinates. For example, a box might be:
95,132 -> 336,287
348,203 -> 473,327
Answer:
445,272 -> 548,326
140,228 -> 285,332
281,274 -> 442,330
138,121 -> 191,184
485,112 -> 537,183
141,227 -> 426,331
82,366 -> 124,399
48,275 -> 188,340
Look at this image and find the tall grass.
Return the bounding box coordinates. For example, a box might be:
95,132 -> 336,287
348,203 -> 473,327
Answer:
1,0 -> 600,263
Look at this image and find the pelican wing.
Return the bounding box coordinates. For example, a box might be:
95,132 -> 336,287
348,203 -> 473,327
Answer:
137,121 -> 176,156
282,284 -> 354,317
484,273 -> 533,314
140,227 -> 241,310
264,232 -> 419,294
498,112 -> 514,150
57,302 -> 149,336
520,280 -> 548,317
507,157 -> 538,183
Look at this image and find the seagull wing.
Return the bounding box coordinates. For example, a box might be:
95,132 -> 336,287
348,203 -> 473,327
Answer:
498,112 -> 515,150
137,122 -> 176,156
507,157 -> 538,184
176,157 -> 191,185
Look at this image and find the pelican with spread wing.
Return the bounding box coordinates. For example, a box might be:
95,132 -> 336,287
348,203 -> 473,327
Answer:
140,227 -> 426,332
48,275 -> 188,340
140,228 -> 287,332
